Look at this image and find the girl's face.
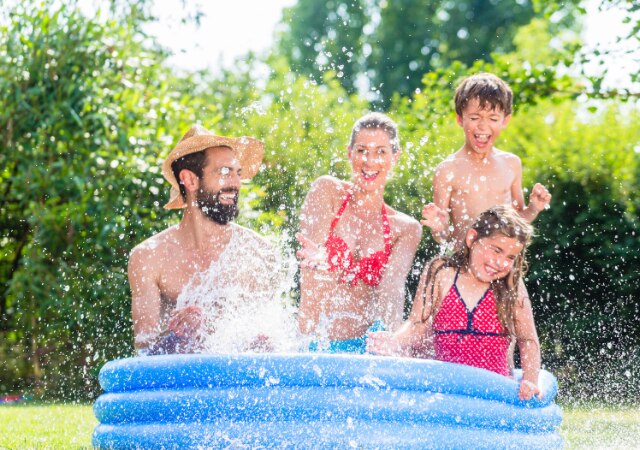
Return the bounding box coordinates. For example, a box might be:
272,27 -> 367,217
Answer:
348,128 -> 398,193
465,230 -> 524,283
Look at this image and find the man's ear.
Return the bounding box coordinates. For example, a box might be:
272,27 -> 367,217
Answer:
179,169 -> 200,194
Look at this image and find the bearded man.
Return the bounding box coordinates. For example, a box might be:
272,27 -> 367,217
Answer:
128,125 -> 280,355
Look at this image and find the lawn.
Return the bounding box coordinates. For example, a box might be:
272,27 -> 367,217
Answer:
0,403 -> 638,449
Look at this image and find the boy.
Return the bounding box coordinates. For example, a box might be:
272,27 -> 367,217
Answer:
422,73 -> 551,247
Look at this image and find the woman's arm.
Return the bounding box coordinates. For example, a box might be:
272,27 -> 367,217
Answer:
367,259 -> 443,357
296,176 -> 343,334
374,217 -> 422,331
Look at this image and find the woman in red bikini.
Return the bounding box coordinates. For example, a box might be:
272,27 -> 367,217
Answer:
296,112 -> 422,353
367,206 -> 542,401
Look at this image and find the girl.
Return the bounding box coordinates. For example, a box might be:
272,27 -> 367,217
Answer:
296,112 -> 422,353
367,205 -> 542,400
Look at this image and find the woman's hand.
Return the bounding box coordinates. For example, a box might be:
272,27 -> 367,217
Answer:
296,233 -> 329,270
366,331 -> 402,356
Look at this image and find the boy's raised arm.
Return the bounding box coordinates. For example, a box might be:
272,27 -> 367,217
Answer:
510,158 -> 551,223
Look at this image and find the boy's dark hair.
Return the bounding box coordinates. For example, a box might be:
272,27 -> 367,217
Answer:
171,151 -> 208,199
454,73 -> 513,117
349,112 -> 400,154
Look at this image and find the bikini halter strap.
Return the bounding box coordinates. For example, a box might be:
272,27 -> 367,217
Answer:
330,190 -> 392,252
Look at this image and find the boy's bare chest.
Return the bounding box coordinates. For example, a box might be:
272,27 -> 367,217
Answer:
450,161 -> 515,197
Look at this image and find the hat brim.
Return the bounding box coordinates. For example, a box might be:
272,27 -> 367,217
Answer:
162,135 -> 264,210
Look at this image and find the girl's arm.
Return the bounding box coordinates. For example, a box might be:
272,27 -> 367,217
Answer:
513,280 -> 542,400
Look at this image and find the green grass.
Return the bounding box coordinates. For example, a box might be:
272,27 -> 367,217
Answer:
0,403 -> 638,448
560,404 -> 640,449
0,404 -> 96,449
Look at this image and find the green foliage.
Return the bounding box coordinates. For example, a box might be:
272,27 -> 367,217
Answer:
0,0 -> 216,398
276,0 -> 578,105
392,66 -> 640,400
277,0 -> 367,94
505,101 -> 640,402
1,0 -> 638,406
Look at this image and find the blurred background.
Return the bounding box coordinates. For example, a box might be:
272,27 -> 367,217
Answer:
1,0 -> 638,404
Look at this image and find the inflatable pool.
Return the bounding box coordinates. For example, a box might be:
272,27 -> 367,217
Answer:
93,354 -> 562,449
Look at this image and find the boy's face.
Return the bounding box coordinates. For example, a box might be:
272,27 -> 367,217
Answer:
456,97 -> 511,155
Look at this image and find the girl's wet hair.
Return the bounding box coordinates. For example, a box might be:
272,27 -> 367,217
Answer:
349,112 -> 400,154
419,205 -> 533,336
455,73 -> 513,117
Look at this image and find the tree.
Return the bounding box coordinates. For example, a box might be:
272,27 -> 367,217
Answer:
276,0 -> 562,105
277,0 -> 368,95
0,0 -> 215,398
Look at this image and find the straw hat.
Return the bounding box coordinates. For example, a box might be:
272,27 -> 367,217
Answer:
161,125 -> 264,209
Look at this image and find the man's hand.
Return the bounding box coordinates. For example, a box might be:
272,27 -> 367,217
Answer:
528,183 -> 552,213
168,305 -> 203,339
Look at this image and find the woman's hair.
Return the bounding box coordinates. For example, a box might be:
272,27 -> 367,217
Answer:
419,205 -> 533,336
349,112 -> 400,154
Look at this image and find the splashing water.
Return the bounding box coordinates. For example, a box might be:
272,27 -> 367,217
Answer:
175,225 -> 302,354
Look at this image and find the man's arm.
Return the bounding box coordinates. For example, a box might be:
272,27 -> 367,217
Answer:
128,245 -> 163,351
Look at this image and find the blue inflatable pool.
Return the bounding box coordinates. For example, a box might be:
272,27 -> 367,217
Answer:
93,354 -> 562,449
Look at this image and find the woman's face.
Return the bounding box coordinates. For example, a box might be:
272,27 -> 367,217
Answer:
348,128 -> 398,193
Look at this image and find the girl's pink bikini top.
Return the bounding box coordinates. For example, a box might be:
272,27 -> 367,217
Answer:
325,191 -> 392,287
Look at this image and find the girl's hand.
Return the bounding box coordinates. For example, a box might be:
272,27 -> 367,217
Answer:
366,331 -> 401,356
420,203 -> 449,234
296,233 -> 329,270
518,379 -> 542,401
168,305 -> 203,339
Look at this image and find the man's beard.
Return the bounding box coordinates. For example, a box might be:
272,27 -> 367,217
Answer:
195,187 -> 239,225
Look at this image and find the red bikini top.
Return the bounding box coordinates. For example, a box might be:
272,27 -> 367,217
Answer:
325,191 -> 392,287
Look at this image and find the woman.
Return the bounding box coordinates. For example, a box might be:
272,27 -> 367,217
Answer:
296,112 -> 422,353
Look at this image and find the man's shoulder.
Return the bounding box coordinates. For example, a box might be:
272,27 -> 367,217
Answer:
130,226 -> 180,261
229,224 -> 280,269
230,223 -> 274,248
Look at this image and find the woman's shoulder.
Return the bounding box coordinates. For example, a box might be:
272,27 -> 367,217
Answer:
310,175 -> 350,194
305,175 -> 350,207
386,207 -> 422,237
